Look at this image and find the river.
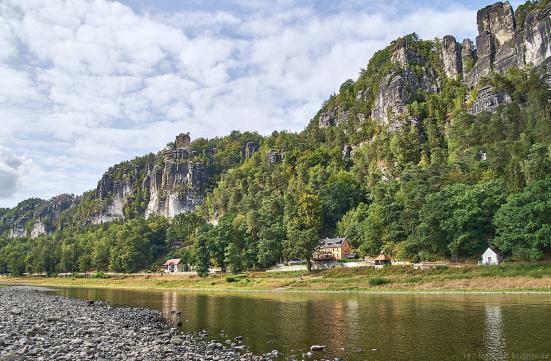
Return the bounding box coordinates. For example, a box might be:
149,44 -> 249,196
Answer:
51,287 -> 551,360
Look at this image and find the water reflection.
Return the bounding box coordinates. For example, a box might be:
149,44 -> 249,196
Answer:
51,288 -> 551,361
484,304 -> 507,361
161,291 -> 179,315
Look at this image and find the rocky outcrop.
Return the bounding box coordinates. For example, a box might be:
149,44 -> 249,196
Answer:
93,133 -> 207,222
0,195 -> 75,238
342,144 -> 353,159
318,107 -> 352,127
319,108 -> 338,127
143,159 -> 206,218
175,132 -> 191,148
467,85 -> 512,115
441,35 -> 463,79
241,142 -> 258,160
93,175 -> 134,223
462,1 -> 551,86
267,150 -> 283,164
461,39 -> 477,74
391,38 -> 420,67
371,70 -> 438,124
371,36 -> 440,125
373,1 -> 549,129
29,194 -> 75,237
519,3 -> 551,67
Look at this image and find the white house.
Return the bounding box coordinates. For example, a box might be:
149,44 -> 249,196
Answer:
480,247 -> 502,265
163,258 -> 184,273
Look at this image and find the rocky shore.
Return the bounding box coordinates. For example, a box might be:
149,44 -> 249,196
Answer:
0,286 -> 277,361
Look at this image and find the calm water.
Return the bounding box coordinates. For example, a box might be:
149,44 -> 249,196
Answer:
51,288 -> 551,360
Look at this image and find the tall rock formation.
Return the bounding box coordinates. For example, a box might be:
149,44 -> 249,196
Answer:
143,144 -> 206,218
440,1 -> 551,86
441,35 -> 463,79
371,36 -> 439,126
92,132 -> 206,222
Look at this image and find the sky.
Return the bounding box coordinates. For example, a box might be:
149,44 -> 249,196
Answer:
0,0 -> 524,208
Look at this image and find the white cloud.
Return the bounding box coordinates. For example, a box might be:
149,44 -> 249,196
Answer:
0,0 -> 478,207
0,147 -> 30,199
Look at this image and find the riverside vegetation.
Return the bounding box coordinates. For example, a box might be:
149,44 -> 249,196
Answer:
0,1 -> 550,282
3,263 -> 551,292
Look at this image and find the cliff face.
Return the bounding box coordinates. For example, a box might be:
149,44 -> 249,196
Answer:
359,1 -> 550,125
0,195 -> 76,238
92,133 -> 207,223
29,194 -> 75,237
370,37 -> 440,128
1,1 -> 549,239
142,150 -> 206,218
445,1 -> 551,86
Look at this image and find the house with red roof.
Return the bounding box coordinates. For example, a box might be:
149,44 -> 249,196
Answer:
163,258 -> 184,273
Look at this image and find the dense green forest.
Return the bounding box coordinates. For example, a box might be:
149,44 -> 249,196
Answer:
0,33 -> 550,276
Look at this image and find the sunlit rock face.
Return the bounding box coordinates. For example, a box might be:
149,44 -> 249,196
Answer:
143,159 -> 206,219
372,1 -> 550,130
441,35 -> 463,79
30,194 -> 75,237
93,132 -> 206,222
464,1 -> 551,86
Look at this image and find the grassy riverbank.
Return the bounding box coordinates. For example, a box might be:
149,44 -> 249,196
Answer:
3,263 -> 551,293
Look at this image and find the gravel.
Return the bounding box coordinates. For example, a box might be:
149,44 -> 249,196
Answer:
0,286 -> 277,361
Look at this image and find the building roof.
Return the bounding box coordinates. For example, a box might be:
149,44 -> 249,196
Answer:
318,237 -> 347,249
163,258 -> 181,266
483,247 -> 501,256
374,253 -> 391,261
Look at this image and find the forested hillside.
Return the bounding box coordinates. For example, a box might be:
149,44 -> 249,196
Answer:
0,1 -> 550,275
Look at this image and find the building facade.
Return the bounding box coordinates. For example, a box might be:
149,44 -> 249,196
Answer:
481,248 -> 502,265
313,238 -> 352,261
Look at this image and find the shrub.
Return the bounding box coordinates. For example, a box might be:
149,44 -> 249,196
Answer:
91,271 -> 108,279
368,276 -> 390,286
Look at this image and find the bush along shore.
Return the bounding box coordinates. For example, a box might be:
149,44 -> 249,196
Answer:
0,286 -> 289,361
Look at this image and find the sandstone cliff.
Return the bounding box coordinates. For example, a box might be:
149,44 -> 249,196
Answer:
0,195 -> 75,238
318,1 -> 550,128
442,1 -> 550,86
1,1 -> 549,239
91,133 -> 206,223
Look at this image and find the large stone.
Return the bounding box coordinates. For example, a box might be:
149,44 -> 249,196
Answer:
478,1 -> 517,70
143,160 -> 206,218
175,132 -> 191,149
462,1 -> 550,88
342,144 -> 353,160
92,133 -> 207,222
461,39 -> 476,74
267,150 -> 283,164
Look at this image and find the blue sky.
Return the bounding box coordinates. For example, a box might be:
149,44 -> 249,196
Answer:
0,0 -> 522,207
